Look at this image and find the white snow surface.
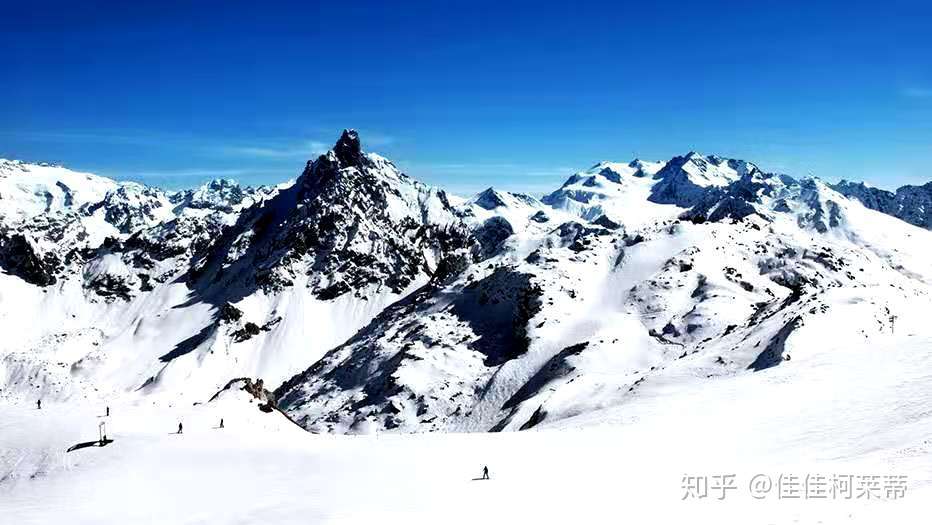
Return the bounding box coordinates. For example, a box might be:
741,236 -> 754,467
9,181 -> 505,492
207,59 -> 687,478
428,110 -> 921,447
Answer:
2,137 -> 932,522
542,159 -> 681,226
1,333 -> 930,523
0,159 -> 118,221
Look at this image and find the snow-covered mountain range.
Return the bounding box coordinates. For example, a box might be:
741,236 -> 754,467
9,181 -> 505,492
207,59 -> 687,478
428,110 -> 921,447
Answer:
2,131 -> 931,434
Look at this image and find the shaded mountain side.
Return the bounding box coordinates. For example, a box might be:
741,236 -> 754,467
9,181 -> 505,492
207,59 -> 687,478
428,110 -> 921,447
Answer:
832,180 -> 932,229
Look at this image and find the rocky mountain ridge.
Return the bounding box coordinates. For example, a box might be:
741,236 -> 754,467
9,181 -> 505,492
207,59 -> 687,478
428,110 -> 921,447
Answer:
1,132 -> 930,435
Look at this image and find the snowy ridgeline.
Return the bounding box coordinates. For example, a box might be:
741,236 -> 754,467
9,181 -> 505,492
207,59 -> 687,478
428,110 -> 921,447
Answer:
0,130 -> 931,439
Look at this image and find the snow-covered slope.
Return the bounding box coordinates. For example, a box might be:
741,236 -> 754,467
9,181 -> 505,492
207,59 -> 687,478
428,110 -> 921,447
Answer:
276,152 -> 932,434
833,179 -> 932,229
542,159 -> 672,226
0,131 -> 469,408
2,333 -> 930,524
0,159 -> 119,221
2,138 -> 932,438
3,134 -> 932,522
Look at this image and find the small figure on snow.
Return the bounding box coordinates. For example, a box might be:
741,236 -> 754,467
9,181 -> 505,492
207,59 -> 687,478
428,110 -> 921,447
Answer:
481,466 -> 489,480
177,422 -> 183,434
36,399 -> 41,410
219,418 -> 224,429
106,406 -> 110,417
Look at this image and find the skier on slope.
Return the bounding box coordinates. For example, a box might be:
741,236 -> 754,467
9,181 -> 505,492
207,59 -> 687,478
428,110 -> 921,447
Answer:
36,399 -> 41,410
219,418 -> 224,429
177,422 -> 183,434
482,466 -> 489,480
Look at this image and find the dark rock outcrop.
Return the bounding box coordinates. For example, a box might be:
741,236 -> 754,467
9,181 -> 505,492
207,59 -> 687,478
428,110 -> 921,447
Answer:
0,233 -> 58,286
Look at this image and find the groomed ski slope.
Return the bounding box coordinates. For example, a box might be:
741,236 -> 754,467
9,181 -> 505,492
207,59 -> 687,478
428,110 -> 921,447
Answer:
2,334 -> 930,524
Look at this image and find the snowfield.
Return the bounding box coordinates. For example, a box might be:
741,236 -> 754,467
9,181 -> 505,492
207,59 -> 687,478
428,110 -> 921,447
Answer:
2,334 -> 930,523
2,131 -> 932,522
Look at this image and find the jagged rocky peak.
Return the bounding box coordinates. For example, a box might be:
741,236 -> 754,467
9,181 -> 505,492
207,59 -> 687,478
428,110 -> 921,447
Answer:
299,129 -> 377,195
586,159 -> 666,184
832,179 -> 932,229
649,152 -> 760,207
193,129 -> 467,301
334,128 -> 366,167
470,187 -> 540,211
655,152 -> 760,184
295,129 -> 455,220
623,158 -> 665,178
546,159 -> 668,199
300,130 -> 398,200
472,188 -> 510,210
83,182 -> 173,234
171,178 -> 257,213
893,182 -> 932,229
831,180 -> 892,209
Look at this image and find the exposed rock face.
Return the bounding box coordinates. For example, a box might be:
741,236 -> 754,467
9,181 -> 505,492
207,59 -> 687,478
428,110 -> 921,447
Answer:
473,216 -> 514,258
218,303 -> 243,323
0,233 -> 58,286
591,215 -> 622,230
831,181 -> 896,212
81,184 -> 172,234
649,152 -> 759,207
205,129 -> 468,300
274,266 -> 544,433
451,268 -> 543,366
894,183 -> 932,228
210,377 -> 276,411
833,180 -> 932,229
333,129 -> 367,168
542,160 -> 666,221
170,179 -> 265,214
3,140 -> 932,437
470,188 -> 539,211
679,172 -> 771,223
0,159 -> 263,297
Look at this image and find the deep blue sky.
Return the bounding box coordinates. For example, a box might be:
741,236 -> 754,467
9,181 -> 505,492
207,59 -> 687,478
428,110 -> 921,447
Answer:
2,0 -> 930,195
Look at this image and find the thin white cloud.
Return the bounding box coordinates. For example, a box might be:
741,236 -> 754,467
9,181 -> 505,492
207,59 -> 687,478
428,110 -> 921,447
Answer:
122,168 -> 251,178
217,140 -> 329,159
358,131 -> 395,147
100,167 -> 298,184
402,162 -> 576,178
902,87 -> 932,98
4,129 -> 185,146
441,182 -> 560,199
5,129 -> 333,160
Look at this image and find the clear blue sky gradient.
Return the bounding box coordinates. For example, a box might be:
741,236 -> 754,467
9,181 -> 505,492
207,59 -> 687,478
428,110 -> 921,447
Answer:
2,0 -> 930,195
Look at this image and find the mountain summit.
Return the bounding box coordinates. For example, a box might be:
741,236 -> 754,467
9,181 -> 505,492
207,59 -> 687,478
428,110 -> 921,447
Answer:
1,138 -> 931,436
333,129 -> 366,167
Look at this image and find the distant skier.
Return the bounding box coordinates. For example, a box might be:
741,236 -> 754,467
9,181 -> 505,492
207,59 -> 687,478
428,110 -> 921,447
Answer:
36,399 -> 41,410
177,422 -> 183,434
219,418 -> 224,429
481,466 -> 489,480
106,406 -> 110,417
